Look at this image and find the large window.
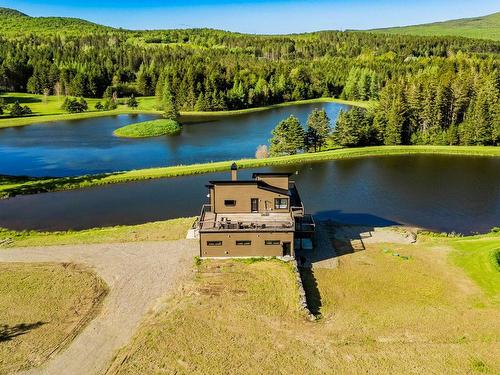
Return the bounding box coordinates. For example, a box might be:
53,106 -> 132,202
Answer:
224,199 -> 236,206
274,198 -> 288,209
207,241 -> 222,246
265,240 -> 280,245
236,240 -> 251,246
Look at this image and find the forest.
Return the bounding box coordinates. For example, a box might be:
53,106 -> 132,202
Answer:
0,8 -> 499,145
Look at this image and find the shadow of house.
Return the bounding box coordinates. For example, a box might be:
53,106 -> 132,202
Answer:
299,267 -> 322,316
301,210 -> 401,263
0,321 -> 46,342
296,210 -> 400,317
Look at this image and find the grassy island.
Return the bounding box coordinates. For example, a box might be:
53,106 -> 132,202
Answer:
113,119 -> 181,138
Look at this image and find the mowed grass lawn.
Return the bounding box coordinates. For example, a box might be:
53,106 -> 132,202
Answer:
107,233 -> 500,374
0,92 -> 103,116
0,217 -> 194,247
0,263 -> 107,374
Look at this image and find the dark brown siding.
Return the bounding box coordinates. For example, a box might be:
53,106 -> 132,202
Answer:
200,231 -> 294,257
213,185 -> 289,213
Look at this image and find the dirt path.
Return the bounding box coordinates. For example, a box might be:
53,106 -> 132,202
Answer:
0,240 -> 198,375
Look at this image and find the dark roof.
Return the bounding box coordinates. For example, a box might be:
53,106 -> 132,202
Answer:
252,172 -> 293,178
207,180 -> 290,196
231,162 -> 238,170
208,180 -> 257,185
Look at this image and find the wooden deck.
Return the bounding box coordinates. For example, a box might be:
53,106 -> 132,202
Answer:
200,212 -> 294,232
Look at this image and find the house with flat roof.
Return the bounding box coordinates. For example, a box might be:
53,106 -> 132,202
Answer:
197,163 -> 315,258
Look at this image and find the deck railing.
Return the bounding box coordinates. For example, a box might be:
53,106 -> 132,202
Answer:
198,204 -> 216,229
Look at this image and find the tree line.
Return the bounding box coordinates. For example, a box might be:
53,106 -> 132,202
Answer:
335,68 -> 499,146
0,26 -> 498,144
0,29 -> 498,111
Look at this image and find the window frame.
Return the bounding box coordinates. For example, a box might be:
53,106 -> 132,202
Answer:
265,240 -> 281,245
274,198 -> 288,209
206,241 -> 223,246
224,199 -> 237,207
235,240 -> 252,246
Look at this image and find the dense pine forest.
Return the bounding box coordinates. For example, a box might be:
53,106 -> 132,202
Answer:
0,7 -> 498,145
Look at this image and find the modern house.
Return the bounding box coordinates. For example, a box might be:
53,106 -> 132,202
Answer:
197,163 -> 315,258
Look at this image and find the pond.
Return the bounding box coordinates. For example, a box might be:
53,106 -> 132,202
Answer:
0,102 -> 347,177
0,155 -> 498,234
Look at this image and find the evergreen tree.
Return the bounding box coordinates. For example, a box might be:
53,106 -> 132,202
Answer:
269,115 -> 305,156
161,78 -> 179,120
95,101 -> 104,111
332,108 -> 374,147
127,94 -> 138,108
384,97 -> 406,145
305,109 -> 331,151
194,92 -> 206,111
10,101 -> 32,117
61,97 -> 88,113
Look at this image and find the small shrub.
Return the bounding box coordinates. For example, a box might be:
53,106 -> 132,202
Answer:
94,101 -> 104,111
61,97 -> 88,113
127,94 -> 138,108
103,98 -> 117,110
194,256 -> 202,266
470,358 -> 488,373
255,144 -> 269,159
9,101 -> 32,117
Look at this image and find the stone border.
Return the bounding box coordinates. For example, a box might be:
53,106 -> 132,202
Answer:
290,260 -> 317,321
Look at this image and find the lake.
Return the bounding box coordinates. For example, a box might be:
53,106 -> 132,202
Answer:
0,102 -> 347,177
0,155 -> 498,234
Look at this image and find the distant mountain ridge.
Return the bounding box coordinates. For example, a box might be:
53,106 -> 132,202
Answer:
0,7 -> 115,36
369,12 -> 500,41
0,7 -> 499,41
0,7 -> 28,17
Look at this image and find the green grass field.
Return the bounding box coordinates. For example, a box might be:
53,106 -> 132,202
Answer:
0,263 -> 107,373
106,231 -> 500,374
369,12 -> 500,41
449,232 -> 500,300
1,145 -> 498,199
0,217 -> 194,248
0,92 -> 371,128
113,119 -> 181,138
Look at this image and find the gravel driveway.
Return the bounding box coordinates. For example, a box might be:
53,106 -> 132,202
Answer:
0,239 -> 198,375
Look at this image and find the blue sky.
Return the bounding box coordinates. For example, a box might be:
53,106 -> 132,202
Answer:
2,0 -> 499,33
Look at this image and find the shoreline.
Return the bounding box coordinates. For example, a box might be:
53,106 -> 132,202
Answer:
0,97 -> 371,129
1,145 -> 499,199
0,217 -> 497,248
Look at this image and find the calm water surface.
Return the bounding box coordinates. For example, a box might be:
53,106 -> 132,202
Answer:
0,155 -> 498,234
0,102 -> 346,177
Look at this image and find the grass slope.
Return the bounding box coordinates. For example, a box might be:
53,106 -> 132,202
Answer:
1,146 -> 499,199
0,263 -> 107,373
369,12 -> 500,41
114,119 -> 181,138
107,232 -> 500,374
450,232 -> 500,300
0,217 -> 194,248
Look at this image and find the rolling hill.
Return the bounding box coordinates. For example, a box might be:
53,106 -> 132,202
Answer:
0,7 -> 115,36
369,12 -> 500,41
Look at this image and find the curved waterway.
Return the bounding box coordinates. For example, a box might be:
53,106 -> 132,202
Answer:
0,102 -> 346,177
0,155 -> 498,234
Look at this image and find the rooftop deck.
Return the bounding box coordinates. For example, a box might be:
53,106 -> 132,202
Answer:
199,205 -> 295,232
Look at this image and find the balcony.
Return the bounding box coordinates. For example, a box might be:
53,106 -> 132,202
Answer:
199,205 -> 295,232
